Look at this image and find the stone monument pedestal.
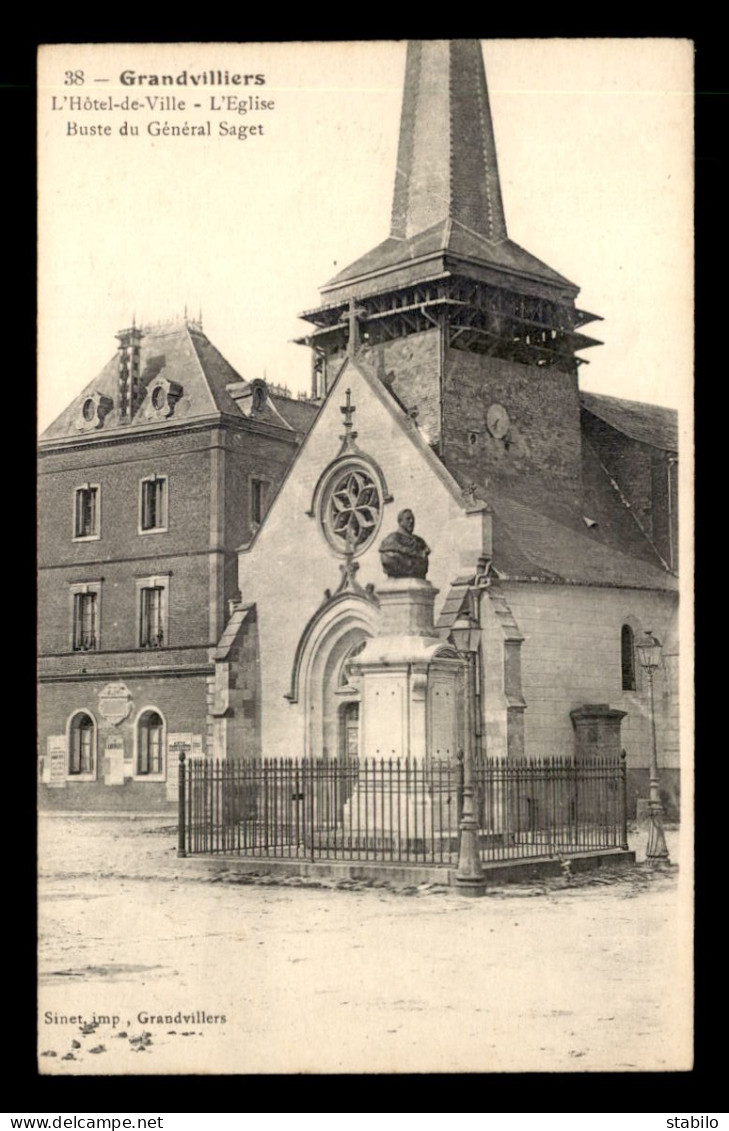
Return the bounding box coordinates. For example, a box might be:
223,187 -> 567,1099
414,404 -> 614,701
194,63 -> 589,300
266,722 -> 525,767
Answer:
569,703 -> 627,760
569,703 -> 627,825
343,579 -> 465,846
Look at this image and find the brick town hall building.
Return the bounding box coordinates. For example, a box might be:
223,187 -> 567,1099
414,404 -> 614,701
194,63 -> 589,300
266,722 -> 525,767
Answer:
38,40 -> 680,816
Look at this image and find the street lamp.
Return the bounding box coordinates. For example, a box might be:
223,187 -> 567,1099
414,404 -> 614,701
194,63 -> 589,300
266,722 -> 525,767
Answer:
450,610 -> 486,895
636,630 -> 670,864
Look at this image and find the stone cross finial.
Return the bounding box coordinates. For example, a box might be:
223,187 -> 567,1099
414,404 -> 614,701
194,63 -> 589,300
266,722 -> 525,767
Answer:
341,387 -> 356,428
339,387 -> 359,450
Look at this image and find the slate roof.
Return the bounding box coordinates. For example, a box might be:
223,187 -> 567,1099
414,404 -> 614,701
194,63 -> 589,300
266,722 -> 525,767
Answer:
485,483 -> 676,591
40,320 -> 313,443
322,219 -> 576,297
269,394 -> 319,436
321,40 -> 578,302
580,391 -> 678,452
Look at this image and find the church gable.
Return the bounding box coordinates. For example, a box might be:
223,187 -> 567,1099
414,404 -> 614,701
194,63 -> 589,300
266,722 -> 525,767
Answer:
235,356 -> 488,716
238,354 -> 486,591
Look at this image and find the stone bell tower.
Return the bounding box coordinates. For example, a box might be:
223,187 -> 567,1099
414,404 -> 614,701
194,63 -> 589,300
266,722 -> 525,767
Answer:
299,40 -> 602,506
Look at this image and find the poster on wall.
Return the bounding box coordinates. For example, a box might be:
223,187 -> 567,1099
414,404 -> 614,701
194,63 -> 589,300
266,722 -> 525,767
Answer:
104,734 -> 126,785
165,733 -> 193,802
46,735 -> 67,788
37,39 -> 693,1077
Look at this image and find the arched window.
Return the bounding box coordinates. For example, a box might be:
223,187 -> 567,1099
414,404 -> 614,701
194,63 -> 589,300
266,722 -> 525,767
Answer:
137,710 -> 164,775
621,624 -> 637,691
69,713 -> 94,775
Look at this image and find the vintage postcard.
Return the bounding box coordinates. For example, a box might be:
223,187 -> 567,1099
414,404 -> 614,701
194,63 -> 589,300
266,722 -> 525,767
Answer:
37,39 -> 694,1075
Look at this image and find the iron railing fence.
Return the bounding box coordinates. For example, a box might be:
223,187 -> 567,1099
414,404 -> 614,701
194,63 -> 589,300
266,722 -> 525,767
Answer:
473,754 -> 628,862
178,752 -> 627,865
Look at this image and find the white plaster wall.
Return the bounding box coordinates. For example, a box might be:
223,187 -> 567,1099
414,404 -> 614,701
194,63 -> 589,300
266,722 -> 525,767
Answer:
236,359 -> 485,756
500,582 -> 680,771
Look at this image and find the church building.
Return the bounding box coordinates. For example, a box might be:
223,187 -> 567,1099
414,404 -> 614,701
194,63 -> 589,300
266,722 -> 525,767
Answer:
38,40 -> 680,817
214,40 -> 679,816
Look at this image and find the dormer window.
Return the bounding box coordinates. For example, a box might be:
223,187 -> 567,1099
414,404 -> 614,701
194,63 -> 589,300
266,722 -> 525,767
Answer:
225,378 -> 268,418
144,377 -> 183,421
75,392 -> 112,432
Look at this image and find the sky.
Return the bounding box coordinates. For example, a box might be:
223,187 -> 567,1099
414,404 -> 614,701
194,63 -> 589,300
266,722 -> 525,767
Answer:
37,39 -> 694,434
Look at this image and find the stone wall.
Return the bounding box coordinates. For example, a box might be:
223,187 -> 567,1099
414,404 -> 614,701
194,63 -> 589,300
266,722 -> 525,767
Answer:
442,349 -> 583,494
37,672 -> 209,811
363,329 -> 442,444
38,416 -> 301,809
498,581 -> 680,797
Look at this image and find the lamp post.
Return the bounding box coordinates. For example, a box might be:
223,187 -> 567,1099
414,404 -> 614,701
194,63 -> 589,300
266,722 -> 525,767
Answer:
636,630 -> 670,864
450,610 -> 486,895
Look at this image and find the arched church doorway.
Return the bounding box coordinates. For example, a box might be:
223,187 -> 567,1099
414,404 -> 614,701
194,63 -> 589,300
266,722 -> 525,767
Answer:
293,593 -> 379,761
318,629 -> 367,760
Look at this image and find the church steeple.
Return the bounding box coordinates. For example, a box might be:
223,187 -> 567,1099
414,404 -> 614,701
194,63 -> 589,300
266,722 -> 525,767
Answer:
299,39 -> 602,502
390,40 -> 507,244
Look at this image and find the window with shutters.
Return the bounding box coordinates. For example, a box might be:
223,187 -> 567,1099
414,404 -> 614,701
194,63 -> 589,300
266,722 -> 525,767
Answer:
137,575 -> 169,648
68,712 -> 96,777
139,586 -> 164,648
140,475 -> 168,533
73,484 -> 100,540
69,581 -> 101,651
137,709 -> 165,776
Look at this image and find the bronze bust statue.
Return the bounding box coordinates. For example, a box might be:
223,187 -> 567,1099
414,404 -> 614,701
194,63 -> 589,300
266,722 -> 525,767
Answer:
379,508 -> 430,579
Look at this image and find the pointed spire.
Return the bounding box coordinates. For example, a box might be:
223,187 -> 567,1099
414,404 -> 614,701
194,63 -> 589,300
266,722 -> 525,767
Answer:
390,40 -> 507,243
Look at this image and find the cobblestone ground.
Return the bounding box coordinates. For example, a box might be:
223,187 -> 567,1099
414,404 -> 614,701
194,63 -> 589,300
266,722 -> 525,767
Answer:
38,815 -> 691,1075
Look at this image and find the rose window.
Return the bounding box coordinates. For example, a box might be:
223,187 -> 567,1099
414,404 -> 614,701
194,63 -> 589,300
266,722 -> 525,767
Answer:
322,465 -> 382,554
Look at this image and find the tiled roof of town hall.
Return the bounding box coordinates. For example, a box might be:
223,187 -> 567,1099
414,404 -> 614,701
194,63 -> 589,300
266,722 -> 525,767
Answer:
580,391 -> 678,452
39,321 -> 305,441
